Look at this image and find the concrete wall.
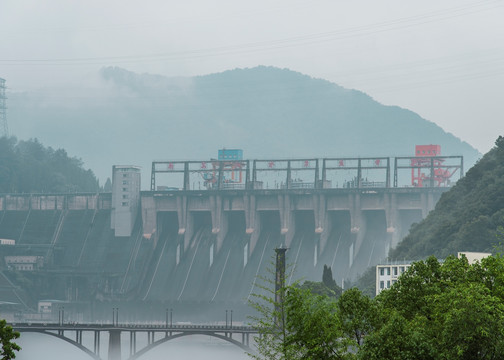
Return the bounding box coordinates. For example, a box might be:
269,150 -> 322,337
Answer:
141,188 -> 444,248
0,193 -> 111,211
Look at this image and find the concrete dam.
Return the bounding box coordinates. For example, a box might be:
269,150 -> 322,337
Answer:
0,153 -> 463,319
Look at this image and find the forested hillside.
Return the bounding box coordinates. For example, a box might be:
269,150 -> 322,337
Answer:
391,136 -> 504,260
0,137 -> 99,193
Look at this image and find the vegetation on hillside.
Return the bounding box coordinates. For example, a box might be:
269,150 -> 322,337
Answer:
390,136 -> 504,260
251,254 -> 504,360
0,137 -> 99,193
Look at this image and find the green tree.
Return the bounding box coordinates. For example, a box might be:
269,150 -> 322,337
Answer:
250,253 -> 504,359
248,270 -> 299,360
434,282 -> 504,359
300,280 -> 340,299
103,177 -> 112,192
285,287 -> 352,359
0,320 -> 21,360
358,310 -> 435,360
0,136 -> 99,193
374,255 -> 504,360
337,288 -> 377,348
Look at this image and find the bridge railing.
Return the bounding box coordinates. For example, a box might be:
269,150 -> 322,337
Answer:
10,322 -> 256,331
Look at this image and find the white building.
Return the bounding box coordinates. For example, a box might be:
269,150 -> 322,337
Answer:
376,252 -> 493,296
5,256 -> 44,271
38,299 -> 66,314
458,251 -> 491,264
376,263 -> 411,295
111,165 -> 141,237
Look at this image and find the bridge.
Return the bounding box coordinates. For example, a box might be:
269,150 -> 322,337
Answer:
11,321 -> 256,360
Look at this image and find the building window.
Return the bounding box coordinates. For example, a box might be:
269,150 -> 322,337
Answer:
387,280 -> 391,288
380,268 -> 384,276
122,173 -> 129,178
122,181 -> 129,185
400,266 -> 405,273
393,267 -> 398,276
386,267 -> 390,275
380,281 -> 384,289
122,187 -> 128,192
121,202 -> 129,206
122,194 -> 128,199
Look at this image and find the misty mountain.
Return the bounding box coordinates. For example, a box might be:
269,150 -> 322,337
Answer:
390,136 -> 504,260
8,66 -> 481,186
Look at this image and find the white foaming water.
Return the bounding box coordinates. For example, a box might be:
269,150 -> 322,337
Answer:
16,333 -> 249,360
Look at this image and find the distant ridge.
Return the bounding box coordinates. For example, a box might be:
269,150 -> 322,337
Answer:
8,66 -> 481,185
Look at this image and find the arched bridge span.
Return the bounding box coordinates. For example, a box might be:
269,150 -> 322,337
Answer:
12,323 -> 256,360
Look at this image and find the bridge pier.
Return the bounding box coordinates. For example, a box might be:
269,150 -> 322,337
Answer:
242,332 -> 250,347
130,331 -> 136,357
148,331 -> 155,345
76,330 -> 83,344
94,331 -> 101,355
108,330 -> 121,360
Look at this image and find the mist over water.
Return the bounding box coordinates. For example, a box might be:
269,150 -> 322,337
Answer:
16,333 -> 248,360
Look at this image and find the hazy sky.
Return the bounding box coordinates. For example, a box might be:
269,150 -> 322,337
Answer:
1,0 -> 503,153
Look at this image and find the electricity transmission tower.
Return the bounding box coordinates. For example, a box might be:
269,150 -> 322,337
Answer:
0,78 -> 8,137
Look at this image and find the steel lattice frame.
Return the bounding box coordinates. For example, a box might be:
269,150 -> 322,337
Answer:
0,78 -> 8,137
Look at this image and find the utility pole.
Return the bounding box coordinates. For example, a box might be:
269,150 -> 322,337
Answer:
274,247 -> 287,326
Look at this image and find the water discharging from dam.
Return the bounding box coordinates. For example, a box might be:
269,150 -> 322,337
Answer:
136,208 -> 398,309
139,211 -> 285,305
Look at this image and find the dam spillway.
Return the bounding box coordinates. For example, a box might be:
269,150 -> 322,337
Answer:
1,188 -> 442,302
139,186 -> 437,297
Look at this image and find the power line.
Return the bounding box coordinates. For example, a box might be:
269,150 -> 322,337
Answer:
0,0 -> 502,65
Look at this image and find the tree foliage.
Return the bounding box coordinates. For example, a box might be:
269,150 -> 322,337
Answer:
0,137 -> 99,193
300,265 -> 342,299
285,287 -> 351,360
250,254 -> 504,360
0,320 -> 20,360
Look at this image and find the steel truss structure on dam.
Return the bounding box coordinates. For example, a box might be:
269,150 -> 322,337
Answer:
150,155 -> 463,191
12,322 -> 256,360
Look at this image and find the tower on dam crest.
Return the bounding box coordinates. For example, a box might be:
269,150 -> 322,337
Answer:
111,165 -> 141,237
